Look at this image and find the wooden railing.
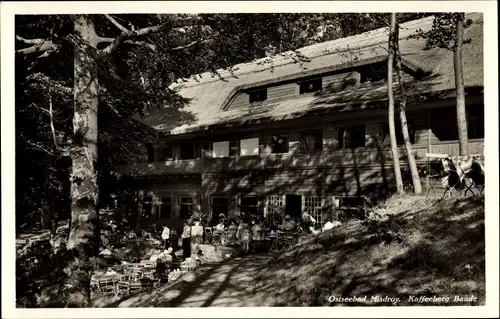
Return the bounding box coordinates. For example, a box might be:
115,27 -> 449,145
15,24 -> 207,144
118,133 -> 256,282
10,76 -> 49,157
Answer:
429,139 -> 484,157
117,140 -> 483,176
117,159 -> 202,176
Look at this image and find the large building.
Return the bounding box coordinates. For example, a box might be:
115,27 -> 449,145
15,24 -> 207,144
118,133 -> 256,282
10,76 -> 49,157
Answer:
117,13 -> 484,230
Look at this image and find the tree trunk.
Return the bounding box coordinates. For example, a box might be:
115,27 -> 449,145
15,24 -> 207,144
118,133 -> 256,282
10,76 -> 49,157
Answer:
388,13 -> 404,194
454,13 -> 468,156
65,15 -> 100,307
393,15 -> 423,195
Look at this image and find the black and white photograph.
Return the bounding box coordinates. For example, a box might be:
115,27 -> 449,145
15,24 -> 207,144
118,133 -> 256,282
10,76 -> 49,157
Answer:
1,1 -> 498,317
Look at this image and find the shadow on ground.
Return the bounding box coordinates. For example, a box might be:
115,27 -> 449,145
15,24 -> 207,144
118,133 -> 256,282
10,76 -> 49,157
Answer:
253,195 -> 485,307
97,254 -> 272,307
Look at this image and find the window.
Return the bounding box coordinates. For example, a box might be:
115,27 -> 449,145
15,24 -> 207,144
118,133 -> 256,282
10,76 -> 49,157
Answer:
382,121 -> 416,146
240,138 -> 259,156
179,196 -> 193,219
212,141 -> 229,158
158,197 -> 171,218
179,142 -> 200,160
211,196 -> 229,224
142,196 -> 153,217
299,78 -> 322,94
239,196 -> 258,217
430,108 -> 457,141
249,89 -> 267,103
360,61 -> 388,83
229,140 -> 240,157
156,144 -> 173,161
271,134 -> 289,153
146,143 -> 155,162
266,195 -> 284,224
429,107 -> 483,141
467,106 -> 484,139
338,125 -> 366,149
299,130 -> 323,153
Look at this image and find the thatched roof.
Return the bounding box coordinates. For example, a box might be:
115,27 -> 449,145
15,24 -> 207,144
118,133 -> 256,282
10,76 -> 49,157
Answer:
141,13 -> 483,136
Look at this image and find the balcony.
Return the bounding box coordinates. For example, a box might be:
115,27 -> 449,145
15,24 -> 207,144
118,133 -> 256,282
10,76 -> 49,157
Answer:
117,159 -> 202,177
117,140 -> 483,177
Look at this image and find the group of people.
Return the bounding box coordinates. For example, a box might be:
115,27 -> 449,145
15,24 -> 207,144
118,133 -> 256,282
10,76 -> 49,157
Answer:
160,218 -> 204,260
212,213 -> 262,252
159,211 -> 343,260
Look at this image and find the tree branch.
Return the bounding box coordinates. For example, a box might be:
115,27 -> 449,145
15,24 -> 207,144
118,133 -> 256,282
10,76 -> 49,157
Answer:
171,37 -> 213,51
48,95 -> 59,149
97,36 -> 156,51
22,139 -> 56,156
16,35 -> 45,45
16,36 -> 61,55
104,14 -> 131,33
99,15 -> 205,56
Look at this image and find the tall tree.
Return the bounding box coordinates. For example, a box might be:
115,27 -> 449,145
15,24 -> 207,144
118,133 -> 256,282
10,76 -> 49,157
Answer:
387,13 -> 404,194
394,14 -> 423,194
16,14 -> 208,307
453,13 -> 468,156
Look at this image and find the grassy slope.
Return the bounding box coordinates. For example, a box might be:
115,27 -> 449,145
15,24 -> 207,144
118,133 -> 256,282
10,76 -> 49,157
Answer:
252,195 -> 485,306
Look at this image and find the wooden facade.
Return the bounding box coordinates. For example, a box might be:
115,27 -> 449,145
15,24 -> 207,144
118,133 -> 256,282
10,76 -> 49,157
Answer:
117,98 -> 484,228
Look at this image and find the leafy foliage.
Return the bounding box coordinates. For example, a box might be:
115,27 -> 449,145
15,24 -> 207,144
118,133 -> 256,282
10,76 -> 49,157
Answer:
411,13 -> 473,50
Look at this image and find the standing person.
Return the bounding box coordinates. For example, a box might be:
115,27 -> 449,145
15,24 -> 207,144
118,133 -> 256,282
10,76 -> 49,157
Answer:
238,215 -> 251,253
161,225 -> 170,250
251,218 -> 264,252
181,220 -> 192,259
191,219 -> 203,245
227,219 -> 238,245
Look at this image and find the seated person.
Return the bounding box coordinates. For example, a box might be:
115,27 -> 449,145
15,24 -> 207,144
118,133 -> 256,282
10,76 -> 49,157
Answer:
227,220 -> 238,239
282,215 -> 297,232
215,220 -> 225,232
322,218 -> 343,232
301,212 -> 316,233
127,230 -> 137,238
269,221 -> 279,234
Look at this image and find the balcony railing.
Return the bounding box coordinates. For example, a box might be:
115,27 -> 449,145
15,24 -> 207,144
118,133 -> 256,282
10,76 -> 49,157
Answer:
117,159 -> 202,177
117,140 -> 483,176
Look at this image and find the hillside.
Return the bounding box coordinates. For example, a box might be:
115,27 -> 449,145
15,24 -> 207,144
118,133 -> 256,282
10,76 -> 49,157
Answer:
252,195 -> 485,306
104,195 -> 485,307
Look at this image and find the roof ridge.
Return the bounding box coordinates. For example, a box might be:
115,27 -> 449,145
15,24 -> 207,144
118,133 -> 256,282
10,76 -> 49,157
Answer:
170,14 -> 434,90
170,12 -> 482,91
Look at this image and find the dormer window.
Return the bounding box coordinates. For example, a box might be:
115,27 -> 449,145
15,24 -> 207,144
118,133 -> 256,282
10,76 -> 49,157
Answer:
299,78 -> 322,94
249,89 -> 267,103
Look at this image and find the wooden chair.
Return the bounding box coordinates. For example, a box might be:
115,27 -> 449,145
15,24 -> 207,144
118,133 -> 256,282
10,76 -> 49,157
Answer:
97,277 -> 119,296
204,227 -> 213,244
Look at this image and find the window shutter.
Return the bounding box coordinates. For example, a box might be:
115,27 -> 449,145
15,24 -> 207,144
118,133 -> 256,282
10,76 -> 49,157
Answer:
301,195 -> 305,215
264,197 -> 268,217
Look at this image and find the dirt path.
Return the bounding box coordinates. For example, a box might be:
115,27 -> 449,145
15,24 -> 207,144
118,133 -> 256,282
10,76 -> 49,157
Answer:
103,254 -> 273,307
